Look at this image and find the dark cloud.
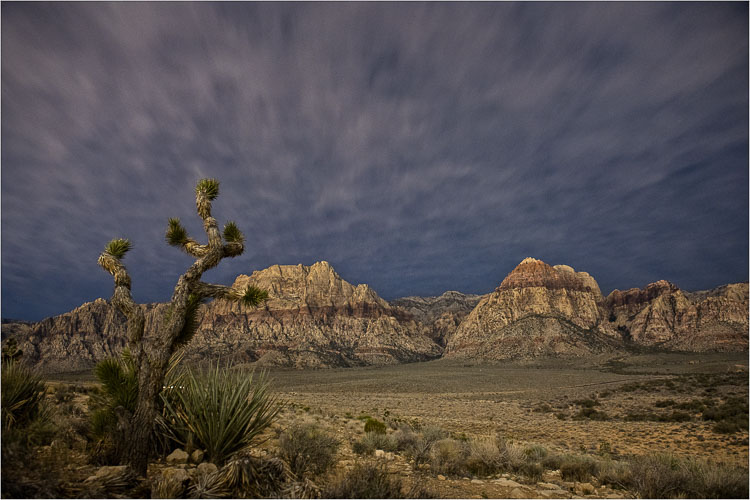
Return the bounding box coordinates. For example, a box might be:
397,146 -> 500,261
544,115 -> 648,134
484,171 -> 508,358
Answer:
2,2 -> 747,320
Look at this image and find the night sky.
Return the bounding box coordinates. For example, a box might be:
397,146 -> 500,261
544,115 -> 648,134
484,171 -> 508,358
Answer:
2,2 -> 748,322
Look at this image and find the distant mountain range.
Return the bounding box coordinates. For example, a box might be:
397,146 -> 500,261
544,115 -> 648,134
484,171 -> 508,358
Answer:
2,258 -> 747,372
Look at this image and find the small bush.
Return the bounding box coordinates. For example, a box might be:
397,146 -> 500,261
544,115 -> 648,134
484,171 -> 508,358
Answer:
465,437 -> 502,476
573,398 -> 599,408
574,407 -> 609,421
421,425 -> 448,444
518,462 -> 543,482
559,454 -> 598,482
532,403 -> 553,413
430,438 -> 466,476
325,461 -> 425,498
393,428 -> 419,451
596,458 -> 632,489
523,444 -> 548,462
495,437 -> 526,470
364,418 -> 387,435
353,432 -> 397,456
279,423 -> 339,477
541,453 -> 564,470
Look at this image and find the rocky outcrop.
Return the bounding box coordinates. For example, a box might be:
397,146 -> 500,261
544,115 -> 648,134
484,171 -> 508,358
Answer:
444,258 -> 619,360
1,262 -> 441,372
606,281 -> 748,351
390,291 -> 483,346
188,261 -> 441,368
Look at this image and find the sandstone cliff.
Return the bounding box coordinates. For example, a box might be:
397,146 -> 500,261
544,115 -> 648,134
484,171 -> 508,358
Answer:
444,258 -> 621,360
390,291 -> 484,346
2,262 -> 441,372
189,261 -> 441,368
606,281 -> 748,352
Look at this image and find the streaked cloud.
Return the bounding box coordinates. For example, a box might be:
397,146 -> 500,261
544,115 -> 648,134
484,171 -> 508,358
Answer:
2,2 -> 747,320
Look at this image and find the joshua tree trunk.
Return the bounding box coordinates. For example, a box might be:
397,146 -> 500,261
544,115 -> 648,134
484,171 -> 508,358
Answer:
98,179 -> 267,476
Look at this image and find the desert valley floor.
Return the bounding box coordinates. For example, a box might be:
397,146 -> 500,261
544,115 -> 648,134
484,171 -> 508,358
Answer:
48,351 -> 748,499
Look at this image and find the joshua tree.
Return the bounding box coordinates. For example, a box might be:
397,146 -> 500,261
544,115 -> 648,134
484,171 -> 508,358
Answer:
97,178 -> 267,475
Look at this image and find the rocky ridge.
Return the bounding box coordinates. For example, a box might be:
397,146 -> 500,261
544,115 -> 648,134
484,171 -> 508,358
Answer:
3,262 -> 441,372
390,291 -> 484,346
2,258 -> 747,372
606,281 -> 748,352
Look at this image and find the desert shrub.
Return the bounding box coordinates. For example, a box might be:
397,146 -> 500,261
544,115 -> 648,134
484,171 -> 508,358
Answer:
627,453 -> 685,498
324,461 -> 431,498
657,410 -> 692,422
279,423 -> 339,477
430,438 -> 467,475
702,396 -> 748,434
352,431 -> 397,456
364,417 -> 387,435
393,428 -> 419,451
523,444 -> 548,462
160,364 -> 280,465
655,399 -> 676,408
532,403 -> 553,413
402,435 -> 432,469
465,437 -> 502,476
517,461 -> 544,482
626,453 -> 749,499
421,425 -> 448,444
559,454 -> 599,482
1,360 -> 48,430
573,398 -> 599,408
596,458 -> 632,489
208,451 -> 294,498
495,437 -> 526,470
541,453 -> 564,470
681,456 -> 749,499
573,408 -> 609,420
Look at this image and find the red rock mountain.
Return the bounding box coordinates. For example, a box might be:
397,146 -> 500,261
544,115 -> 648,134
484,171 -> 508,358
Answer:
444,257 -> 748,360
444,258 -> 620,359
606,281 -> 748,351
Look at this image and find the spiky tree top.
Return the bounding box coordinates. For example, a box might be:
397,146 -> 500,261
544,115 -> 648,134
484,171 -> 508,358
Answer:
98,178 -> 268,351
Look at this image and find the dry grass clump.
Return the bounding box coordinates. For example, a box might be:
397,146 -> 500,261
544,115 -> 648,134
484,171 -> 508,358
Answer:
324,460 -> 433,498
279,423 -> 340,477
559,454 -> 599,482
628,453 -> 748,499
465,436 -> 502,476
353,431 -> 398,455
429,438 -> 467,475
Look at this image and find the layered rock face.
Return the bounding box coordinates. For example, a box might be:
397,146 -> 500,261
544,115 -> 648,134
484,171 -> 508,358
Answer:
2,299 -> 166,372
189,261 -> 441,367
390,291 -> 483,346
607,281 -> 748,351
444,258 -> 620,359
2,262 -> 441,372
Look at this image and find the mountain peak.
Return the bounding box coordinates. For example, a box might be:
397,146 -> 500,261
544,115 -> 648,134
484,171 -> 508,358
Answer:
498,258 -> 601,295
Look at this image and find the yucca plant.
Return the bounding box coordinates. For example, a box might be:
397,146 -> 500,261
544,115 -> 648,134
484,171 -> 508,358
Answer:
160,364 -> 280,465
1,360 -> 47,429
90,348 -> 184,463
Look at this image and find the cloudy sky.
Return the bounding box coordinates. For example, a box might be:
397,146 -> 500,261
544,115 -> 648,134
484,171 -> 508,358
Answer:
2,2 -> 748,321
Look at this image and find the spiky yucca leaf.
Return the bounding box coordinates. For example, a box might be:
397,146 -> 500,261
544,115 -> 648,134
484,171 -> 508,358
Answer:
160,365 -> 280,465
241,286 -> 269,307
105,238 -> 132,259
1,360 -> 46,429
94,357 -> 138,413
195,178 -> 220,200
165,218 -> 188,246
223,221 -> 244,244
174,293 -> 205,348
